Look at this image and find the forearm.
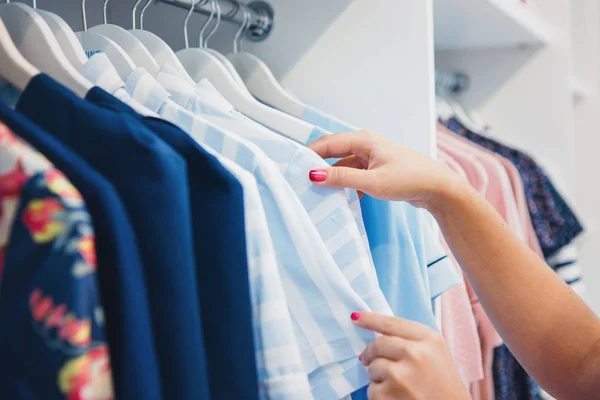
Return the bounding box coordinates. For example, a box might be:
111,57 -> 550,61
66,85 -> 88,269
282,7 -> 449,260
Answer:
429,181 -> 600,398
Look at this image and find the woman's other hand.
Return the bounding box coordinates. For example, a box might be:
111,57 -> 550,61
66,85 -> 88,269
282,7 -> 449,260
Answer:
353,312 -> 470,400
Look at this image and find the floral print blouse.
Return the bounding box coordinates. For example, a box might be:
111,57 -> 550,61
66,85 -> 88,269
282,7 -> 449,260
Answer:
0,121 -> 114,400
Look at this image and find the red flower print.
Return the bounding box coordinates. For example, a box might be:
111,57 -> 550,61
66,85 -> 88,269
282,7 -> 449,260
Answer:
78,235 -> 96,270
45,170 -> 83,204
59,346 -> 114,400
45,304 -> 67,329
31,294 -> 54,322
59,314 -> 91,347
22,198 -> 65,243
0,159 -> 28,198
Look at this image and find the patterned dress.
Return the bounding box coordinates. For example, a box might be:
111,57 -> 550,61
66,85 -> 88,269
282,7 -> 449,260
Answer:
0,122 -> 113,400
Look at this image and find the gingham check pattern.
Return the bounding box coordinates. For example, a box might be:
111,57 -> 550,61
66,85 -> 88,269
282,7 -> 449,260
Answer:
124,67 -> 382,399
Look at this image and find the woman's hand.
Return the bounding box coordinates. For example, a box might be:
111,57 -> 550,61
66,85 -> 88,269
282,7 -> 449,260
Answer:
308,130 -> 463,209
353,312 -> 470,400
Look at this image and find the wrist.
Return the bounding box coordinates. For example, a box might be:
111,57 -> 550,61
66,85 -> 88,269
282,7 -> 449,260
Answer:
425,173 -> 474,219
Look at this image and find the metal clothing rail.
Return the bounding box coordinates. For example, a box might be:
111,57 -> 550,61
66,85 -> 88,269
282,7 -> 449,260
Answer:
156,0 -> 274,42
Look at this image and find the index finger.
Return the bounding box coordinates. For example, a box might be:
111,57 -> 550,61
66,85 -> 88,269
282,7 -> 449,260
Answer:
352,312 -> 434,340
308,131 -> 373,160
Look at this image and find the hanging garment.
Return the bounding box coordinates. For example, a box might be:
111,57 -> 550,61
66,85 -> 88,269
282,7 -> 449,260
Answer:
444,117 -> 584,400
14,75 -> 212,400
0,121 -> 113,400
81,56 -> 311,399
437,151 -> 485,388
154,64 -> 388,316
268,99 -> 462,400
445,118 -> 583,259
271,98 -> 461,329
119,67 -> 380,399
203,151 -> 313,400
86,88 -> 260,400
437,140 -> 506,400
0,103 -> 163,400
79,52 -> 155,116
160,67 -> 372,265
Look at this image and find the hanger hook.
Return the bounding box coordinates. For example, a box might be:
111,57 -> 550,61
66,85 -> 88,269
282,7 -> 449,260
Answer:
139,0 -> 153,30
81,0 -> 88,31
103,0 -> 110,24
198,0 -> 215,49
233,3 -> 250,53
204,0 -> 221,48
132,0 -> 144,29
184,0 -> 201,49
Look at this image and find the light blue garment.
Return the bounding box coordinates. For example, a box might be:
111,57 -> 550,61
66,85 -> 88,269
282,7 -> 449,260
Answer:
81,59 -> 313,400
290,102 -> 461,400
122,67 -> 378,399
293,102 -> 461,325
155,63 -> 390,317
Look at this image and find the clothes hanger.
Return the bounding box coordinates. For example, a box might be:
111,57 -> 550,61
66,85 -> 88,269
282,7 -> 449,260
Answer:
129,0 -> 195,85
75,0 -> 137,79
0,18 -> 39,92
0,2 -> 92,97
201,0 -> 250,94
446,97 -> 487,133
435,96 -> 455,122
226,3 -> 306,118
87,0 -> 160,76
35,2 -> 88,70
177,1 -> 314,143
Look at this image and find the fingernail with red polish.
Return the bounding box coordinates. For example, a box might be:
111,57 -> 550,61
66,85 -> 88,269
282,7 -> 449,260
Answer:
359,351 -> 364,362
351,312 -> 361,321
309,169 -> 327,182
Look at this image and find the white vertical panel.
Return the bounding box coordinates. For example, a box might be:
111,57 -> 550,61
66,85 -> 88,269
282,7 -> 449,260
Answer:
249,0 -> 437,154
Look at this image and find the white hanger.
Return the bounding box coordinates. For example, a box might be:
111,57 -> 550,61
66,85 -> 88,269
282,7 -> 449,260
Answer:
0,3 -> 92,97
36,10 -> 88,70
228,51 -> 305,117
87,0 -> 160,76
75,0 -> 137,79
0,18 -> 39,92
226,2 -> 305,117
201,0 -> 251,94
129,0 -> 196,85
436,96 -> 454,122
177,2 -> 314,143
447,98 -> 487,133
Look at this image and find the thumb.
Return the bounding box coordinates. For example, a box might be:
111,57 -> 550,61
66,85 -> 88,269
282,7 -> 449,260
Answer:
309,167 -> 373,193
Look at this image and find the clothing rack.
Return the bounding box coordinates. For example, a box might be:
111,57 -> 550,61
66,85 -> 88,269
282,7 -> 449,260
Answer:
155,0 -> 274,42
435,69 -> 470,95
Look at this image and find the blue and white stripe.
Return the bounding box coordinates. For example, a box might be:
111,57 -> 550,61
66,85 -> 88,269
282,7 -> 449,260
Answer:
125,68 -> 382,399
83,63 -> 312,399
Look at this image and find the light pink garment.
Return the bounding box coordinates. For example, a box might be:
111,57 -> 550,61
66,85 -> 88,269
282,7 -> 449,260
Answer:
494,156 -> 544,258
441,128 -> 543,258
437,150 -> 485,387
439,125 -> 531,400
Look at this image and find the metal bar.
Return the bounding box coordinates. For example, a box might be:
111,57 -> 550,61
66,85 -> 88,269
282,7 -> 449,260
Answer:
435,69 -> 470,95
156,0 -> 273,41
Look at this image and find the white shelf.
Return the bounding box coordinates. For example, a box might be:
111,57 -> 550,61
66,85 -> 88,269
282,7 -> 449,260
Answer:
433,0 -> 553,50
570,76 -> 594,103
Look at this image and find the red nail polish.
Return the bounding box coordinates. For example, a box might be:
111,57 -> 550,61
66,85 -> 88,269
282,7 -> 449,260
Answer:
359,351 -> 364,361
351,312 -> 361,321
309,169 -> 327,182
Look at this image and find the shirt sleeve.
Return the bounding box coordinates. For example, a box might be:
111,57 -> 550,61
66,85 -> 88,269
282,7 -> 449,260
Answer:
422,215 -> 462,299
